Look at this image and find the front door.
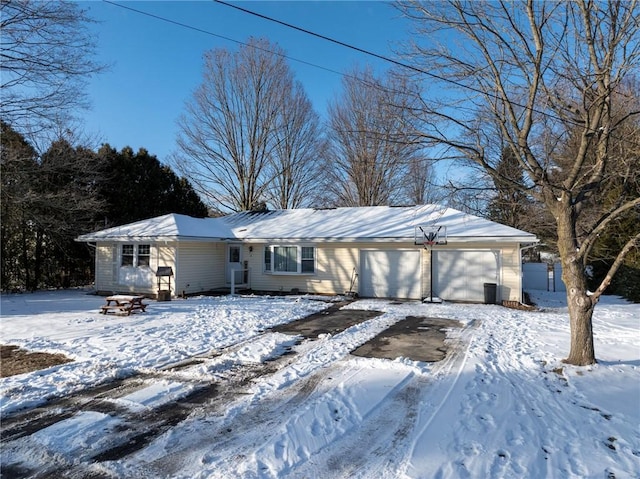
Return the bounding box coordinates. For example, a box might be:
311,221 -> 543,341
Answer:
226,244 -> 242,285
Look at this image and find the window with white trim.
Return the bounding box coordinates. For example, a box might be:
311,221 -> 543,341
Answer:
121,244 -> 134,266
264,245 -> 315,274
301,246 -> 315,273
138,244 -> 150,267
121,244 -> 151,267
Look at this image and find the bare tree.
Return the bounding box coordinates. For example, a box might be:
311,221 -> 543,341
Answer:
266,79 -> 325,208
399,0 -> 640,365
405,155 -> 441,205
325,66 -> 425,206
175,38 -> 321,212
0,0 -> 103,135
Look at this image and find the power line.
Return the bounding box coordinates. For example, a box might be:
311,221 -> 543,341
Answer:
213,0 -> 453,86
99,1 -> 425,112
213,1 -> 544,110
214,0 -> 640,148
102,0 -> 639,149
101,0 -> 347,80
102,0 -> 538,117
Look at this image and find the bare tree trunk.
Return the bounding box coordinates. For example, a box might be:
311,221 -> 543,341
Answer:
556,204 -> 596,365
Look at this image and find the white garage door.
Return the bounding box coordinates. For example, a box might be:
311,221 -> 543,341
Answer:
360,250 -> 422,299
434,250 -> 499,302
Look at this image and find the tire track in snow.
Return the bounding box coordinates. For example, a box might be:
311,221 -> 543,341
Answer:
0,332 -> 308,478
278,320 -> 476,479
286,373 -> 428,479
107,310 -> 413,479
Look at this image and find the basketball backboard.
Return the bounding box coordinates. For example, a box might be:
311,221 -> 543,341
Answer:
414,225 -> 447,246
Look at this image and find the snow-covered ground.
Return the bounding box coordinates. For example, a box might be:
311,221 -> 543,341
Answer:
1,289 -> 638,478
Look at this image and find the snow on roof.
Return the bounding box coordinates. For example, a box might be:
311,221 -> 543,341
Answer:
75,213 -> 233,242
76,205 -> 538,243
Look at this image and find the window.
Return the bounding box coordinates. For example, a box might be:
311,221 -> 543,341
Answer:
121,244 -> 134,266
229,245 -> 240,263
301,247 -> 315,273
121,244 -> 151,268
138,244 -> 150,267
264,245 -> 315,274
274,246 -> 297,273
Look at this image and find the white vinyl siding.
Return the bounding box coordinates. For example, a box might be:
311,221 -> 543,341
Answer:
95,242 -> 168,295
434,250 -> 499,302
500,244 -> 523,301
250,243 -> 359,294
251,243 -> 422,297
94,240 -> 524,302
175,242 -> 224,294
95,244 -> 115,292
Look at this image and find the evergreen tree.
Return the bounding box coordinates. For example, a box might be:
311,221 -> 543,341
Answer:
487,148 -> 531,229
97,145 -> 208,227
1,122 -> 39,290
0,123 -> 104,290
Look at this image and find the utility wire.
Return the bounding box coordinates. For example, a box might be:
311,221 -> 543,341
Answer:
101,0 -> 544,119
102,0 -> 639,149
214,0 -> 640,148
100,0 -> 441,113
213,0 -> 457,89
101,0 -> 346,79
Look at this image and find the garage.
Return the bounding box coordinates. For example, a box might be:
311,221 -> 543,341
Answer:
360,250 -> 422,299
433,250 -> 499,302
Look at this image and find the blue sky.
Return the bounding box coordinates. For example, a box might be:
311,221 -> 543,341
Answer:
82,1 -> 412,163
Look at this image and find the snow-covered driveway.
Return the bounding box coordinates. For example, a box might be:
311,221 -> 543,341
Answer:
1,290 -> 638,478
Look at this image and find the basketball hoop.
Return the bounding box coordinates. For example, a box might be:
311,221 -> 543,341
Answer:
414,224 -> 447,304
415,225 -> 447,247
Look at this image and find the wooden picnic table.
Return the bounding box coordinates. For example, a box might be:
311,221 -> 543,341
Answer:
100,295 -> 147,316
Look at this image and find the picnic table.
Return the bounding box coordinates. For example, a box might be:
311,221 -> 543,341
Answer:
100,295 -> 147,316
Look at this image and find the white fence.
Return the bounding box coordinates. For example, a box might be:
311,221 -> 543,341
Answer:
523,262 -> 566,292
